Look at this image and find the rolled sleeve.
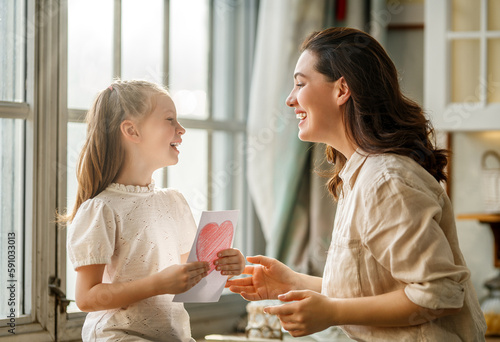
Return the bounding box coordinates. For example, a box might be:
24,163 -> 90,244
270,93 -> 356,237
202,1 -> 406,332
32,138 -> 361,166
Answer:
67,198 -> 116,269
363,176 -> 470,310
405,278 -> 465,310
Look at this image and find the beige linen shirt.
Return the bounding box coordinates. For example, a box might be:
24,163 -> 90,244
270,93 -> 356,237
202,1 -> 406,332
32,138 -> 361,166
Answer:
321,150 -> 486,341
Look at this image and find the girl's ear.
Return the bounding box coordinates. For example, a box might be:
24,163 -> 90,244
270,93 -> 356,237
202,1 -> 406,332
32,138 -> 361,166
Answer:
120,120 -> 141,143
336,76 -> 351,106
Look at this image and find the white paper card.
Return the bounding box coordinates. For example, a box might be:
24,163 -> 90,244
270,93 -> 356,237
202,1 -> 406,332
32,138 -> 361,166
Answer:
173,210 -> 239,303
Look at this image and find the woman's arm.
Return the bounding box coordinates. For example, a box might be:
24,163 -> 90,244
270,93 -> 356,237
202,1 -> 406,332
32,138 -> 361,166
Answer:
265,288 -> 461,337
75,261 -> 208,312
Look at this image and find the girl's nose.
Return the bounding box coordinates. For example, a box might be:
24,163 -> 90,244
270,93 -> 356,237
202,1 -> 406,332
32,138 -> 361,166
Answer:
286,90 -> 296,107
177,124 -> 186,135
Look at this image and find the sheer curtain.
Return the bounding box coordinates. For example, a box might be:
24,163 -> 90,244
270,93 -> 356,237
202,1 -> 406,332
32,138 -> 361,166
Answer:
246,0 -> 330,274
247,0 -> 372,275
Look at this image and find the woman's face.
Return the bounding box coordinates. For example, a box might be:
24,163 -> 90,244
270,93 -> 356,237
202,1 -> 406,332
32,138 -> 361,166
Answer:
286,50 -> 352,154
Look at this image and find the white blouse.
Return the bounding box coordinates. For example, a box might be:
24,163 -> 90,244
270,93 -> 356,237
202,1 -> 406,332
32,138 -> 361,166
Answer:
68,182 -> 197,341
322,150 -> 487,341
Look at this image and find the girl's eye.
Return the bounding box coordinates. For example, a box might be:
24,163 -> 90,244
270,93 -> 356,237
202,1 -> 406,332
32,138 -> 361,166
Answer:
296,83 -> 304,88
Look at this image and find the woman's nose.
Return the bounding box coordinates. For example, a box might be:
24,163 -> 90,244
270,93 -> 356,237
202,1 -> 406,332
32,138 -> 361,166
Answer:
286,90 -> 296,107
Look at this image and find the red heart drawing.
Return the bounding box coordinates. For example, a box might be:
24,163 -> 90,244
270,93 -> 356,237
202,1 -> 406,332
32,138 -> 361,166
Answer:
196,221 -> 234,274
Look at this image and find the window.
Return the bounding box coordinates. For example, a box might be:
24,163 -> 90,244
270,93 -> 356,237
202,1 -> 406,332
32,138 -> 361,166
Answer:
425,0 -> 500,130
0,0 -> 62,340
0,0 -> 258,340
0,0 -> 28,328
65,0 -> 258,334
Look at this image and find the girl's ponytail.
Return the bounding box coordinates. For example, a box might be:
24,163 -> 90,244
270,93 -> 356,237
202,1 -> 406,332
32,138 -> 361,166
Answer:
58,80 -> 169,224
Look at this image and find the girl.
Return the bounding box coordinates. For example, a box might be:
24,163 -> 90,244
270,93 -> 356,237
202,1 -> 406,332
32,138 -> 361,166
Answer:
227,27 -> 487,341
64,80 -> 245,341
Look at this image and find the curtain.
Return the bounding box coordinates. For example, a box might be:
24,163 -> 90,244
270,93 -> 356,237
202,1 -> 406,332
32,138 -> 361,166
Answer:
247,0 -> 370,275
246,0 -> 329,274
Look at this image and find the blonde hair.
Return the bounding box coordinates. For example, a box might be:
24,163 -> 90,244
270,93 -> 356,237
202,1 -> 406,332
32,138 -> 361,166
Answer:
60,79 -> 170,224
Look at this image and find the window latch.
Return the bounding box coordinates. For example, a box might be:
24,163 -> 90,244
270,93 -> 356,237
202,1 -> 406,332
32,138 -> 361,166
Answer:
48,276 -> 74,314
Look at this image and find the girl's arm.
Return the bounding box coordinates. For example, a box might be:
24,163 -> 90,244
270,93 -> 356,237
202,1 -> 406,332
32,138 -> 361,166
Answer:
265,288 -> 461,337
75,261 -> 208,312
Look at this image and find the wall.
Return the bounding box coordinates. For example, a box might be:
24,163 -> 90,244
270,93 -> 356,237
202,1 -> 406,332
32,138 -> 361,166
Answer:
452,132 -> 500,298
386,26 -> 499,299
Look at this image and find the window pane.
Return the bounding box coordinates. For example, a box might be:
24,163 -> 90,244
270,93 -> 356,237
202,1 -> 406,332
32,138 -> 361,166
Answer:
488,39 -> 500,103
0,119 -> 26,318
0,0 -> 26,102
169,0 -> 209,119
211,132 -> 243,211
451,0 -> 480,31
212,2 -> 237,121
65,122 -> 86,313
167,129 -> 208,223
212,0 -> 255,121
68,0 -> 113,109
451,39 -> 480,102
122,0 -> 164,83
488,0 -> 500,31
212,132 -> 245,249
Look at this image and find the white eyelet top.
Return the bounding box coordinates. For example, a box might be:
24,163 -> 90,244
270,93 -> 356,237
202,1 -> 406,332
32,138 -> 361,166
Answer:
67,182 -> 197,341
108,181 -> 156,193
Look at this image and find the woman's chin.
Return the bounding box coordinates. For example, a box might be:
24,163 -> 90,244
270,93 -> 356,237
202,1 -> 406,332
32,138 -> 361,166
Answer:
298,130 -> 312,142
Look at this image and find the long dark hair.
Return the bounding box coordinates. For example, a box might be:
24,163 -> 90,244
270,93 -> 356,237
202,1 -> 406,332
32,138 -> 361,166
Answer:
301,27 -> 448,200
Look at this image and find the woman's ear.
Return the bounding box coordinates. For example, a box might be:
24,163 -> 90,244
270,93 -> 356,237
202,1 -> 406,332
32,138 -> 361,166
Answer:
120,120 -> 141,143
336,77 -> 351,106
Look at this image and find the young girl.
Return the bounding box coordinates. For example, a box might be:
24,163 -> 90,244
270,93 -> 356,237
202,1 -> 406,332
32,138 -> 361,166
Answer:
64,80 -> 245,341
227,27 -> 487,341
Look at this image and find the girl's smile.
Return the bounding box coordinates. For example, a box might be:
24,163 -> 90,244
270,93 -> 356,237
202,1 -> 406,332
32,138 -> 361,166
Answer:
170,140 -> 182,153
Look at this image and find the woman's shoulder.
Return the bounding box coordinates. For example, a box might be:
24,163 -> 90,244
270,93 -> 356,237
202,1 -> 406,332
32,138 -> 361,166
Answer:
361,152 -> 444,196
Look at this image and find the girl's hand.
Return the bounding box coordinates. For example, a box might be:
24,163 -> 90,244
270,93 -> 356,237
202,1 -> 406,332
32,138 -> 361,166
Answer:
226,255 -> 299,300
264,290 -> 335,337
154,261 -> 209,295
214,248 -> 245,276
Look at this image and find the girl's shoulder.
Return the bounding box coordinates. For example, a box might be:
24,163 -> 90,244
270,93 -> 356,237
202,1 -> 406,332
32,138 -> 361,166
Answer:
70,196 -> 116,229
155,187 -> 188,204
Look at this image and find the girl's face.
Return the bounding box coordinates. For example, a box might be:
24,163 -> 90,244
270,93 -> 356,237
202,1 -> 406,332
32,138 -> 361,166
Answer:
286,50 -> 351,152
137,94 -> 185,169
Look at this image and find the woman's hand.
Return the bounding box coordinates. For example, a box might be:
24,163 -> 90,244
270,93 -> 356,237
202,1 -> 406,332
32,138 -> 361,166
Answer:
154,261 -> 209,295
226,255 -> 300,300
214,248 -> 246,276
264,290 -> 336,337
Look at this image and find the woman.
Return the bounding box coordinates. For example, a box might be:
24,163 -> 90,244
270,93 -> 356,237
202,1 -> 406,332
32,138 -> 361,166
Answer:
227,27 -> 486,341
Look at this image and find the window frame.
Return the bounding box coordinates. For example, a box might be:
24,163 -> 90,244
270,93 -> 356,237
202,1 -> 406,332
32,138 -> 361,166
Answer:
0,1 -> 260,340
424,0 -> 500,131
0,0 -> 70,340
63,0 -> 259,338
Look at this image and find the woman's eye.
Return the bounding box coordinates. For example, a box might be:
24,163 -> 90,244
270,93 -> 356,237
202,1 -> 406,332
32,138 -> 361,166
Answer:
296,83 -> 304,88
